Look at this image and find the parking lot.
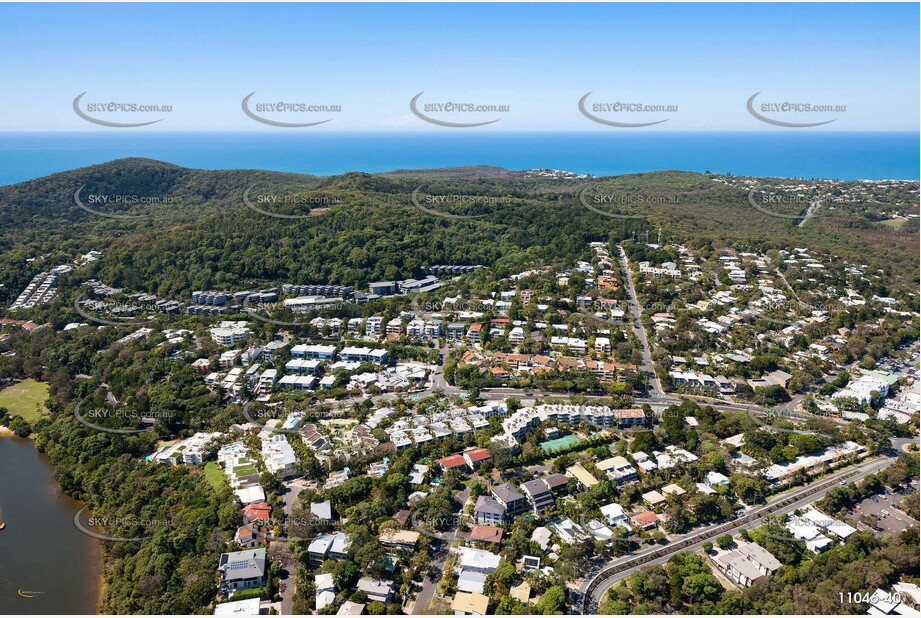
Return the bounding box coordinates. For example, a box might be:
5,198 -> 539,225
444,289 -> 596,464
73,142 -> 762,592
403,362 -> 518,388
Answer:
853,484 -> 919,536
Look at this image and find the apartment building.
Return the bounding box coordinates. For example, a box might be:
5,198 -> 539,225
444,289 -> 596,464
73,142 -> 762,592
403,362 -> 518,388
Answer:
340,346 -> 389,364
291,344 -> 337,360
365,316 -> 383,336
210,321 -> 251,346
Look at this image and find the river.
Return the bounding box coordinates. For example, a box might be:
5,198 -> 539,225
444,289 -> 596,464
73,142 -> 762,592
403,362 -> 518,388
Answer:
0,435 -> 101,614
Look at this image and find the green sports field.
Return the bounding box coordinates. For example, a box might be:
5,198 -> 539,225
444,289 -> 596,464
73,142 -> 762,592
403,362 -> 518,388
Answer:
0,379 -> 50,422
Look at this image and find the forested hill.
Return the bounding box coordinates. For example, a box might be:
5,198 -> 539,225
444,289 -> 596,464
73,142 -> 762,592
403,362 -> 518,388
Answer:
0,158 -> 917,304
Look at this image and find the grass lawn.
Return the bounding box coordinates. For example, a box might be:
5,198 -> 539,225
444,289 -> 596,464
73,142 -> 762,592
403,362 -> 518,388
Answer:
0,379 -> 50,422
203,461 -> 227,490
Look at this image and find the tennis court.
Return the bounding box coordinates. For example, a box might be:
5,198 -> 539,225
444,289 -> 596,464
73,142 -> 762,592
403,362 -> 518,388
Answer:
540,434 -> 581,453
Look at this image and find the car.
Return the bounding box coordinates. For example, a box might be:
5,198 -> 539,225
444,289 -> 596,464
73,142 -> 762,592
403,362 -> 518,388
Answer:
871,496 -> 879,503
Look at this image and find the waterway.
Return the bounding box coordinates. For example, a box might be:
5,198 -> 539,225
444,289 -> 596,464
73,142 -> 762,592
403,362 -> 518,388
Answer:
0,435 -> 101,614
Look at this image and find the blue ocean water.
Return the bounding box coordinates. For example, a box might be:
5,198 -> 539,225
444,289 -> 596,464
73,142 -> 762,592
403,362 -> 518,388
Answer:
0,132 -> 916,186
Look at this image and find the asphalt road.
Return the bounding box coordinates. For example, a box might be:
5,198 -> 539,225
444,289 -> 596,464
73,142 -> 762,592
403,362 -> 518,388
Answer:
409,485 -> 471,614
616,244 -> 665,397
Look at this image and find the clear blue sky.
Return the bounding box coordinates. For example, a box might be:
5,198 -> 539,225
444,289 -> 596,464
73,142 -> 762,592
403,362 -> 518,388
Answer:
0,3 -> 917,131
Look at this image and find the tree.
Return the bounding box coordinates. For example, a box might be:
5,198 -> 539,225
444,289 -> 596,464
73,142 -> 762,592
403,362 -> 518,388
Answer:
716,534 -> 734,549
486,559 -> 517,594
681,572 -> 721,602
732,474 -> 765,505
366,601 -> 387,615
334,560 -> 359,589
536,585 -> 566,615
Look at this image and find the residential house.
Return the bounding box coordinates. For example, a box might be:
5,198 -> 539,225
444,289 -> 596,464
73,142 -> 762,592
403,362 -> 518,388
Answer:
235,525 -> 258,548
566,464 -> 599,490
469,525 -> 503,544
704,471 -> 730,488
462,447 -> 491,470
214,598 -> 262,615
378,529 -> 420,551
316,573 -> 336,611
543,473 -> 569,496
438,454 -> 467,471
492,483 -> 527,515
531,527 -> 552,552
661,483 -> 687,497
521,478 -> 555,514
308,532 -> 351,566
457,547 -> 501,574
457,571 -> 487,595
218,548 -> 267,592
630,511 -> 660,529
337,601 -> 366,615
356,577 -> 395,604
597,456 -> 638,483
474,496 -> 506,526
600,503 -> 629,528
642,490 -> 667,508
452,592 -> 489,616
242,502 -> 272,525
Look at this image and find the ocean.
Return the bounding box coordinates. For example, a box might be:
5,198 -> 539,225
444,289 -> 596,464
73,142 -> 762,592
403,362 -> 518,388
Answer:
0,131 -> 916,186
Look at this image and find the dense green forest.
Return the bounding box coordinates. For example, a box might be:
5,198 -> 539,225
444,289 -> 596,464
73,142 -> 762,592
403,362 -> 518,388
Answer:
0,159 -> 917,308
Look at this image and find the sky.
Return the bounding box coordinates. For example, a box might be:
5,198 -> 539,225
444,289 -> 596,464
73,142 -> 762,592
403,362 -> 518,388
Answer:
0,3 -> 918,132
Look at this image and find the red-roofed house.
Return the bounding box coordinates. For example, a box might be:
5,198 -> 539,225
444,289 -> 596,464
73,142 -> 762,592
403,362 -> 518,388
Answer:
469,525 -> 503,544
463,448 -> 492,470
0,318 -> 47,331
556,357 -> 579,371
488,367 -> 509,378
504,354 -> 531,371
598,276 -> 619,291
235,525 -> 258,547
630,511 -> 660,529
242,502 -> 272,525
438,454 -> 467,470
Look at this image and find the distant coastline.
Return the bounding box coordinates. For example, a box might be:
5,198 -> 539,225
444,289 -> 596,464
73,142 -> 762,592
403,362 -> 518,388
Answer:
0,131 -> 917,186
